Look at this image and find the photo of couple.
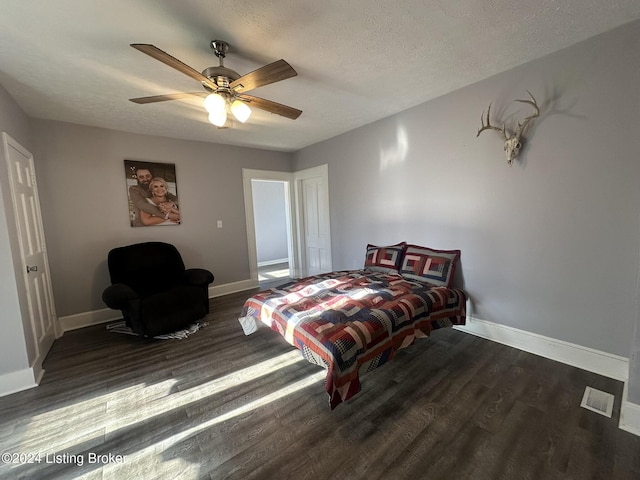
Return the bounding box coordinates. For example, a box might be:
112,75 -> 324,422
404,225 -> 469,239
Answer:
124,160 -> 180,227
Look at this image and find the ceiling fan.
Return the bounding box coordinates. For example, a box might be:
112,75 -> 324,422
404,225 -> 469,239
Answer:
129,40 -> 302,127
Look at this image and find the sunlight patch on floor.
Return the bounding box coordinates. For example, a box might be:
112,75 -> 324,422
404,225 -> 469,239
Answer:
103,350 -> 305,432
14,350 -> 305,456
118,369 -> 326,467
258,268 -> 290,281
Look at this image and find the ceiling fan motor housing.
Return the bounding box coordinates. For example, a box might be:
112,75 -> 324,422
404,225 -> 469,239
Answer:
204,40 -> 240,92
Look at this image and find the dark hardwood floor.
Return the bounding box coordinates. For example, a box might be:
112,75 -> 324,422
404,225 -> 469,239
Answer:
1,289 -> 639,479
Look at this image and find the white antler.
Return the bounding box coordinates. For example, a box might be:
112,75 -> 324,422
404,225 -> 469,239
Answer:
514,90 -> 540,136
476,103 -> 508,141
477,90 -> 540,165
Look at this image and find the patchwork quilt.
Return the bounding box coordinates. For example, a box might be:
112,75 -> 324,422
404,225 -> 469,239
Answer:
239,270 -> 466,408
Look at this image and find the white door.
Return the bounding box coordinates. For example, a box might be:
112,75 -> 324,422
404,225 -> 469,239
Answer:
295,164 -> 332,276
2,133 -> 57,381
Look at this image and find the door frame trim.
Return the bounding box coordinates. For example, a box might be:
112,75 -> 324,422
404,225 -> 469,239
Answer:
242,169 -> 297,284
242,164 -> 332,283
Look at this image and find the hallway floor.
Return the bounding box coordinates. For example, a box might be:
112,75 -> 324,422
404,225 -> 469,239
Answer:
258,262 -> 291,289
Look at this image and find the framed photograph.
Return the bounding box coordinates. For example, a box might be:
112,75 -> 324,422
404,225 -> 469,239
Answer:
124,160 -> 180,227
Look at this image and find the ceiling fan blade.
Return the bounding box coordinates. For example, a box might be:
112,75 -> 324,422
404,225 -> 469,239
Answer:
239,94 -> 302,120
230,59 -> 297,93
129,92 -> 207,104
131,44 -> 217,90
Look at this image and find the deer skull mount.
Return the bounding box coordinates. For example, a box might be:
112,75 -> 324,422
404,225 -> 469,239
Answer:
476,91 -> 540,166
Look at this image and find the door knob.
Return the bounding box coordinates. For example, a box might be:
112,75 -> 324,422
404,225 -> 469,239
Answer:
26,265 -> 38,273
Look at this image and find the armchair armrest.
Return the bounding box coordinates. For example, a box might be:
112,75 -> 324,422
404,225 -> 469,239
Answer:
102,283 -> 139,310
184,268 -> 214,287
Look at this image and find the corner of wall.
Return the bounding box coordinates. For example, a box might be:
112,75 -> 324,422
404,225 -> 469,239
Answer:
456,315 -> 640,437
621,383 -> 640,437
0,368 -> 38,397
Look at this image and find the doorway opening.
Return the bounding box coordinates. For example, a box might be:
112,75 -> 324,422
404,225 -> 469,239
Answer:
251,179 -> 293,289
243,164 -> 331,288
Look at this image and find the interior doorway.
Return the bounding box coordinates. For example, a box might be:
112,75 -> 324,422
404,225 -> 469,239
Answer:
251,179 -> 292,288
243,164 -> 331,288
242,169 -> 296,288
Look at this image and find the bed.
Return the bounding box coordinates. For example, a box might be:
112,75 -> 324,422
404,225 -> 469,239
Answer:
238,242 -> 467,408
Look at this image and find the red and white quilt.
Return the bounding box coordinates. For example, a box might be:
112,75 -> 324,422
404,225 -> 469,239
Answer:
239,270 -> 466,408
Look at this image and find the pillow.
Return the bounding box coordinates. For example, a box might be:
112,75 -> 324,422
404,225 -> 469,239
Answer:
364,242 -> 406,273
399,244 -> 460,287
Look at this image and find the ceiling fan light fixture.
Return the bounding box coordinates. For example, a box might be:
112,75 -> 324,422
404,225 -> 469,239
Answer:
231,100 -> 251,123
203,93 -> 226,114
208,109 -> 227,127
129,42 -> 302,126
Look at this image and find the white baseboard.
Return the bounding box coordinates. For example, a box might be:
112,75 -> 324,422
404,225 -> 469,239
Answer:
620,383 -> 640,436
257,258 -> 288,267
59,307 -> 122,332
455,316 -> 639,436
0,368 -> 38,397
58,279 -> 260,332
455,316 -> 629,381
1,333 -> 53,397
209,278 -> 258,298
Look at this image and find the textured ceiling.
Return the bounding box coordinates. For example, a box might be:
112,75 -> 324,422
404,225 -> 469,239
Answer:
0,1 -> 638,152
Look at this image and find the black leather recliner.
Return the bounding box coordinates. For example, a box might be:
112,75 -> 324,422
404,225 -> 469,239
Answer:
102,242 -> 214,337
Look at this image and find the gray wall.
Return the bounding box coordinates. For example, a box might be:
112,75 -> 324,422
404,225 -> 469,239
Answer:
0,83 -> 32,375
0,83 -> 30,150
2,21 -> 639,407
294,21 -> 640,402
252,180 -> 289,264
29,120 -> 292,317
